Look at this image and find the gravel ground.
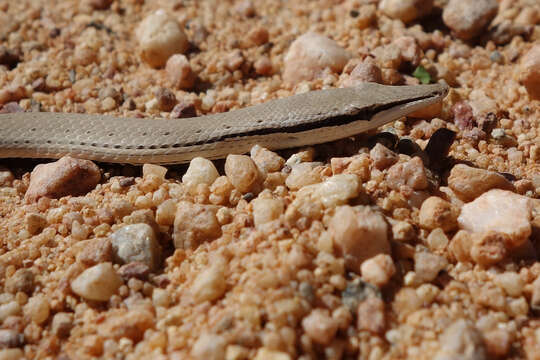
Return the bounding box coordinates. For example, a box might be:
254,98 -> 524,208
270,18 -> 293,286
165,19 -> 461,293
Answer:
0,0 -> 539,359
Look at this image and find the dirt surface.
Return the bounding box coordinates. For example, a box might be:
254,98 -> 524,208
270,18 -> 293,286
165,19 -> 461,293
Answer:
0,0 -> 539,359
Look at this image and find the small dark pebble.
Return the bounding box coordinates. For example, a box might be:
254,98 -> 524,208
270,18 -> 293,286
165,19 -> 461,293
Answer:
341,278 -> 380,313
242,192 -> 255,201
498,172 -> 516,182
490,51 -> 503,64
152,274 -> 171,288
397,138 -> 422,156
118,262 -> 150,280
368,131 -> 398,150
155,88 -> 178,112
170,101 -> 197,119
68,69 -> 76,83
424,128 -> 456,165
0,46 -> 21,70
86,21 -> 114,34
49,28 -> 61,38
119,177 -> 135,187
299,282 -> 315,303
349,9 -> 359,18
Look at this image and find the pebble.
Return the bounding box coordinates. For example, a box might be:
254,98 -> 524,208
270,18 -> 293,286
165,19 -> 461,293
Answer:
77,237 -> 113,266
71,262 -> 123,302
0,302 -> 20,323
254,348 -> 291,360
393,36 -> 422,66
5,268 -> 34,295
310,174 -> 360,208
452,102 -> 475,131
86,0 -> 113,10
370,143 -> 398,170
494,272 -> 523,297
247,27 -> 269,47
519,44 -> 540,99
173,201 -> 221,249
110,223 -> 161,271
0,349 -> 24,360
386,157 -> 428,191
427,228 -> 449,251
136,10 -> 189,68
357,297 -> 385,334
154,87 -> 177,112
0,329 -> 23,349
283,32 -> 351,85
0,46 -> 21,70
23,294 -> 50,325
442,0 -> 499,40
301,309 -> 338,345
252,197 -> 284,227
192,264 -> 227,303
434,319 -> 486,360
329,205 -> 390,272
458,189 -> 533,248
25,156 -> 101,203
182,157 -> 220,192
191,333 -> 226,360
285,162 -> 323,190
118,262 -> 151,280
156,199 -> 177,226
51,312 -> 74,338
250,145 -> 285,175
166,54 -> 196,90
225,154 -> 260,193
341,58 -> 382,87
470,231 -> 507,266
414,251 -> 448,282
360,254 -> 396,287
379,0 -> 433,23
254,56 -> 273,76
171,100 -> 197,118
0,167 -> 13,186
447,164 -> 514,201
419,196 -> 459,232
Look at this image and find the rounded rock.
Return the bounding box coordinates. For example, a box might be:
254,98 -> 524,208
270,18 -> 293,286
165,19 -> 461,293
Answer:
442,0 -> 499,40
183,157 -> 220,191
71,263 -> 123,302
166,54 -> 196,90
225,154 -> 260,193
379,0 -> 433,23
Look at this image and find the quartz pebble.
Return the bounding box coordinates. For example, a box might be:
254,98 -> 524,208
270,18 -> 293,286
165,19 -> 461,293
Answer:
418,196 -> 459,232
414,252 -> 447,282
283,32 -> 351,85
387,157 -> 428,191
136,10 -> 189,68
166,54 -> 196,90
285,162 -> 323,190
71,263 -> 123,302
183,157 -> 220,191
301,309 -> 338,345
23,294 -> 50,325
360,254 -> 395,287
250,145 -> 285,175
0,302 -> 20,323
442,0 -> 499,40
447,164 -> 513,201
173,201 -> 221,249
192,264 -> 226,303
110,223 -> 161,271
225,154 -> 260,193
191,333 -> 226,360
379,0 -> 433,23
25,156 -> 101,203
434,319 -> 486,360
330,205 -> 390,272
341,58 -> 382,87
357,297 -> 385,334
252,197 -> 284,227
370,143 -> 398,170
458,189 -> 533,248
520,44 -> 540,99
77,238 -> 113,266
470,231 -> 507,266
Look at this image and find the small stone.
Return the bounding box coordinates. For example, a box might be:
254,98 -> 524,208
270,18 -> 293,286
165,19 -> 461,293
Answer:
370,143 -> 398,170
414,252 -> 447,282
77,237 -> 113,266
419,196 -> 459,232
483,328 -> 511,358
182,157 -> 220,191
154,87 -> 177,111
0,46 -> 21,70
434,319 -> 486,360
86,0 -> 113,10
442,0 -> 499,40
250,145 -> 285,175
166,54 -> 196,90
0,302 -> 21,323
379,0 -> 433,23
494,272 -> 523,297
51,312 -> 73,338
25,156 -> 101,203
447,164 -> 514,201
0,329 -> 23,349
426,228 -> 449,251
136,10 -> 189,68
470,231 -> 507,267
5,269 -> 34,295
254,348 -> 291,360
225,155 -> 260,193
520,44 -> 540,100
301,309 -> 338,345
247,27 -> 269,46
99,308 -> 154,342
226,50 -> 244,71
71,262 -> 123,302
118,262 -> 151,280
330,205 -> 390,272
387,157 -> 428,191
311,174 -> 360,208
23,295 -> 50,325
285,162 -> 322,190
110,223 -> 161,271
283,32 -> 351,85
393,36 -> 422,66
252,197 -> 284,227
191,333 -> 226,360
458,189 -> 533,248
192,264 -> 226,303
449,230 -> 473,262
452,102 -> 475,130
170,100 -> 197,118
360,254 -> 395,287
342,58 -> 382,87
0,167 -> 14,186
357,297 -> 385,334
173,201 -> 221,249
156,199 -> 177,226
254,56 -> 273,76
